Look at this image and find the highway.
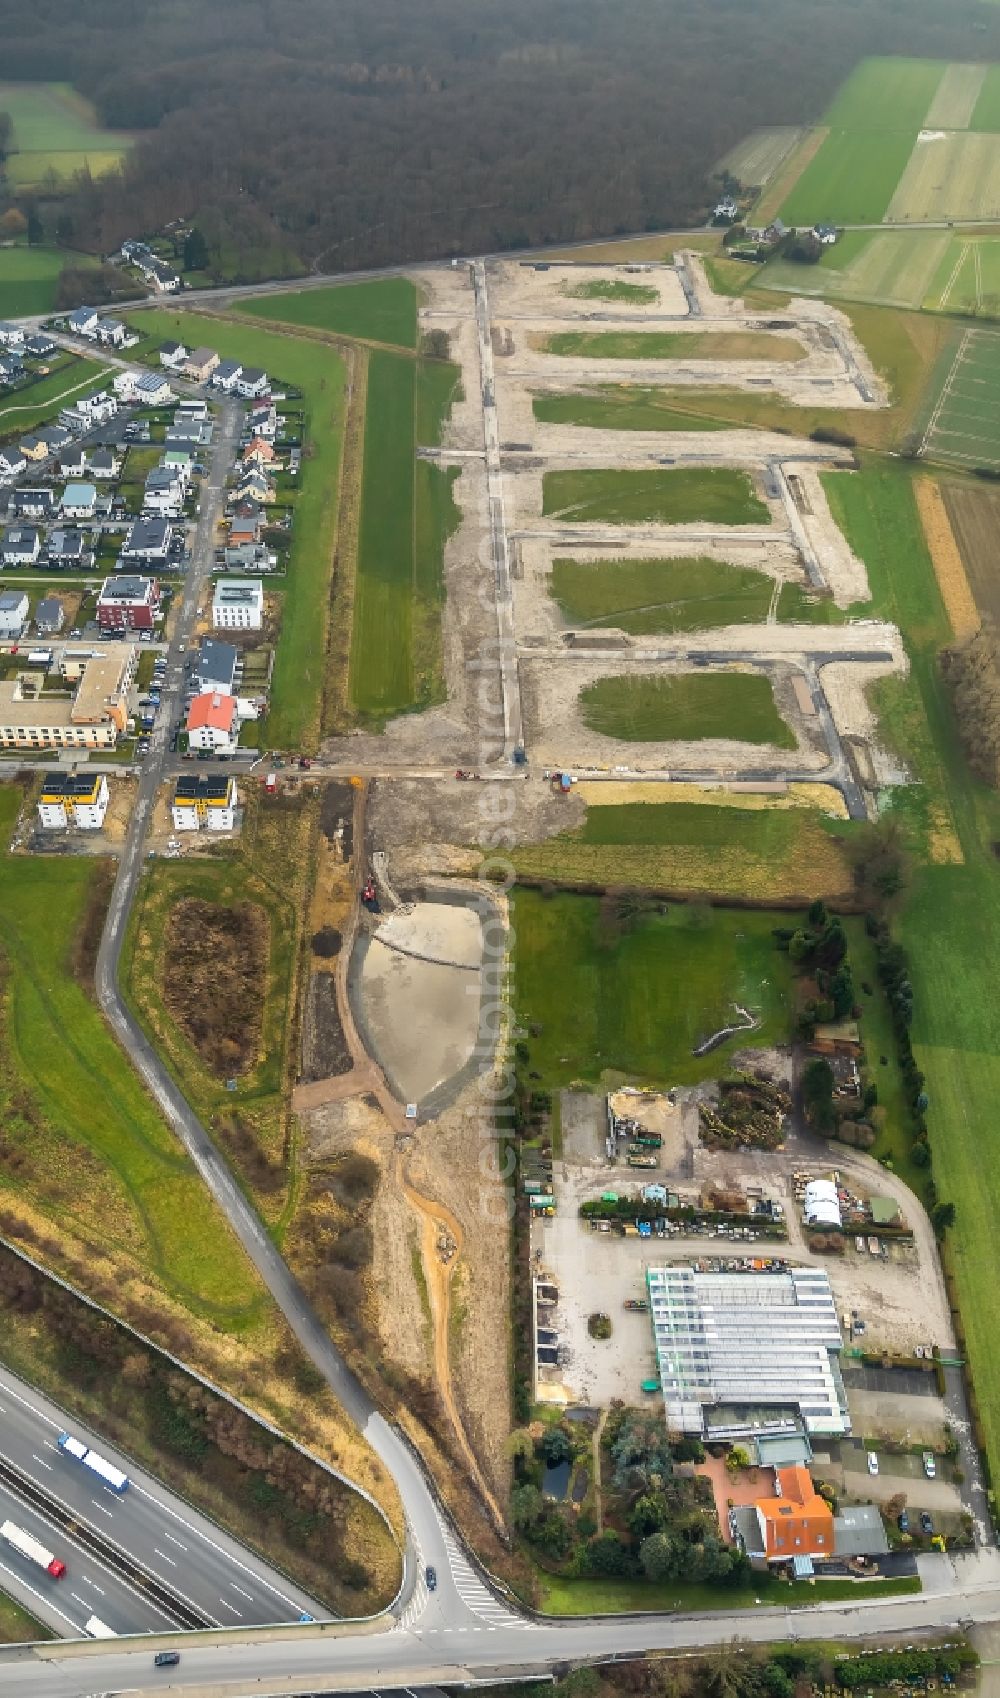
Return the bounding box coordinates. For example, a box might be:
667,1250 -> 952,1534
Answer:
0,1365 -> 324,1636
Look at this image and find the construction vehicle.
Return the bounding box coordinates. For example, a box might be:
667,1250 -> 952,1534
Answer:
623,1298 -> 649,1312
627,1149 -> 658,1169
361,877 -> 379,912
633,1131 -> 662,1148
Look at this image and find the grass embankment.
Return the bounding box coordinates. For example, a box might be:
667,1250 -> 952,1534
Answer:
550,555 -> 840,632
129,308 -> 347,750
350,350 -> 460,721
822,457 -> 1000,1492
0,356 -> 111,437
533,390 -> 730,431
0,1589 -> 51,1643
242,277 -> 418,349
580,673 -> 796,747
543,330 -> 805,362
512,798 -> 852,904
542,467 -> 768,526
535,1569 -> 921,1616
122,789 -> 318,1236
0,786 -> 265,1327
511,888 -> 795,1087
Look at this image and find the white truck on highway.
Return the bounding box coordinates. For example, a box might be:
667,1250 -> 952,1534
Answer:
57,1431 -> 129,1493
0,1519 -> 66,1577
84,1615 -> 117,1637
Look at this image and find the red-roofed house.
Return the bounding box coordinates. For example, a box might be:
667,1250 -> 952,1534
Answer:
186,691 -> 238,753
752,1467 -> 834,1563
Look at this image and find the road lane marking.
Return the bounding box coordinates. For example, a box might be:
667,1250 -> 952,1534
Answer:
70,1591 -> 88,1607
0,1553 -> 80,1633
232,1583 -> 254,1601
31,1453 -> 53,1471
219,1598 -> 242,1617
83,1577 -> 105,1595
90,1499 -> 114,1519
154,1548 -> 177,1566
163,1532 -> 187,1551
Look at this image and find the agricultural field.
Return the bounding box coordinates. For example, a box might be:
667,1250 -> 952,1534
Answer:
128,307 -> 348,750
0,244 -> 85,318
760,230 -> 952,312
532,390 -> 730,431
821,58 -> 948,132
512,797 -> 853,904
242,278 -> 418,350
416,359 -> 462,446
510,889 -> 795,1089
579,672 -> 796,747
549,555 -> 836,633
921,328 -> 1000,470
352,350 -> 417,718
971,63 -> 1000,131
0,786 -> 265,1329
779,130 -> 917,227
541,330 -> 805,362
562,279 -> 658,304
925,63 -> 987,130
886,132 -> 1000,225
714,127 -> 804,189
939,480 -> 1000,625
0,355 -> 112,439
0,81 -> 132,187
541,467 -> 768,526
925,236 -> 1000,318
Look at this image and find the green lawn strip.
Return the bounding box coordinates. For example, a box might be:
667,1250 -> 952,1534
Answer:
0,245 -> 84,318
580,673 -> 796,747
512,799 -> 851,904
542,467 -> 767,526
549,554 -> 839,633
820,458 -> 1000,1489
562,280 -> 659,304
543,330 -> 800,360
351,349 -> 417,717
534,1569 -> 921,1616
533,390 -> 730,431
821,58 -> 947,131
779,130 -> 917,226
0,1587 -> 52,1642
242,278 -> 418,350
0,356 -> 111,436
416,359 -> 462,445
127,308 -> 347,750
510,889 -> 794,1089
0,789 -> 264,1326
413,462 -> 459,711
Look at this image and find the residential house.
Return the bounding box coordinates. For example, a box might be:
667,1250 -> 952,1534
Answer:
242,438 -> 280,468
121,516 -> 173,565
37,425 -> 70,455
34,596 -> 65,634
235,468 -> 275,504
736,1467 -> 835,1568
247,403 -> 277,440
235,366 -> 268,399
143,465 -> 186,517
162,449 -> 192,479
176,398 -> 208,423
97,573 -> 160,632
87,446 -> 121,480
813,224 -> 838,246
227,503 -> 262,547
186,690 -> 238,751
115,368 -> 173,407
223,541 -> 277,573
47,527 -> 85,567
185,347 -> 219,383
59,444 -> 88,479
212,578 -> 263,631
96,317 -> 127,347
0,591 -> 29,638
211,358 -> 243,393
120,239 -> 154,265
0,447 -> 26,483
0,322 -> 24,350
9,487 -> 55,521
165,421 -> 212,450
69,390 -> 117,425
713,196 -> 739,222
0,352 -> 22,385
20,435 -> 50,463
1,526 -> 40,567
149,261 -> 180,293
159,339 -> 189,370
61,481 -> 98,520
66,306 -> 100,337
195,638 -> 239,696
37,772 -> 110,831
23,333 -> 56,358
171,774 -> 237,832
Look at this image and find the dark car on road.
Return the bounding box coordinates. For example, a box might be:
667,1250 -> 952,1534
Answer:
154,1651 -> 180,1667
426,1566 -> 437,1591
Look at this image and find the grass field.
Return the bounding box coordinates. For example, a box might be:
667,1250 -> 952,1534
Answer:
535,1568 -> 921,1617
886,132 -> 1000,224
925,235 -> 1000,318
0,245 -> 88,318
0,356 -> 111,438
925,63 -> 986,130
512,798 -> 852,903
0,786 -> 264,1327
541,467 -> 768,526
352,350 -> 416,716
714,127 -> 804,189
532,390 -> 730,431
971,64 -> 1000,130
129,309 -> 347,749
242,278 -> 418,350
779,130 -> 917,226
760,230 -> 951,311
549,555 -> 837,633
416,359 -> 462,446
511,889 -> 795,1088
542,330 -> 805,362
921,328 -> 1000,470
562,279 -> 658,304
822,58 -> 947,132
0,82 -> 132,187
0,1589 -> 50,1642
579,672 -> 796,747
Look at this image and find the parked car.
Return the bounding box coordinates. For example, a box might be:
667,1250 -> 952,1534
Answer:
923,1452 -> 937,1479
898,1510 -> 910,1534
426,1566 -> 437,1591
920,1512 -> 934,1535
867,1452 -> 879,1475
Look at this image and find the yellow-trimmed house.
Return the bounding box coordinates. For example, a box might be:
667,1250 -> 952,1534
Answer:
37,772 -> 109,830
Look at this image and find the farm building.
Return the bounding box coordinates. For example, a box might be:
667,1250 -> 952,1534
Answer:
646,1265 -> 849,1441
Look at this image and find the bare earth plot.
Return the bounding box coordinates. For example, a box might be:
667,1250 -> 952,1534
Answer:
887,131 -> 1000,224
714,127 -> 804,190
924,63 -> 988,130
922,328 -> 1000,469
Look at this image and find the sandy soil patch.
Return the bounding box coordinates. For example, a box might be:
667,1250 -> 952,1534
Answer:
354,904 -> 484,1104
924,63 -> 987,131
818,652 -> 911,790
575,778 -> 849,817
488,259 -> 689,321
787,463 -> 872,605
915,477 -> 979,641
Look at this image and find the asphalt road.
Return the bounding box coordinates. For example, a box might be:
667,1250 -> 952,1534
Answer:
0,1365 -> 324,1635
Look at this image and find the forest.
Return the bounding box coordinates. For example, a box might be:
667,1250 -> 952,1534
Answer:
3,0 -> 1000,274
